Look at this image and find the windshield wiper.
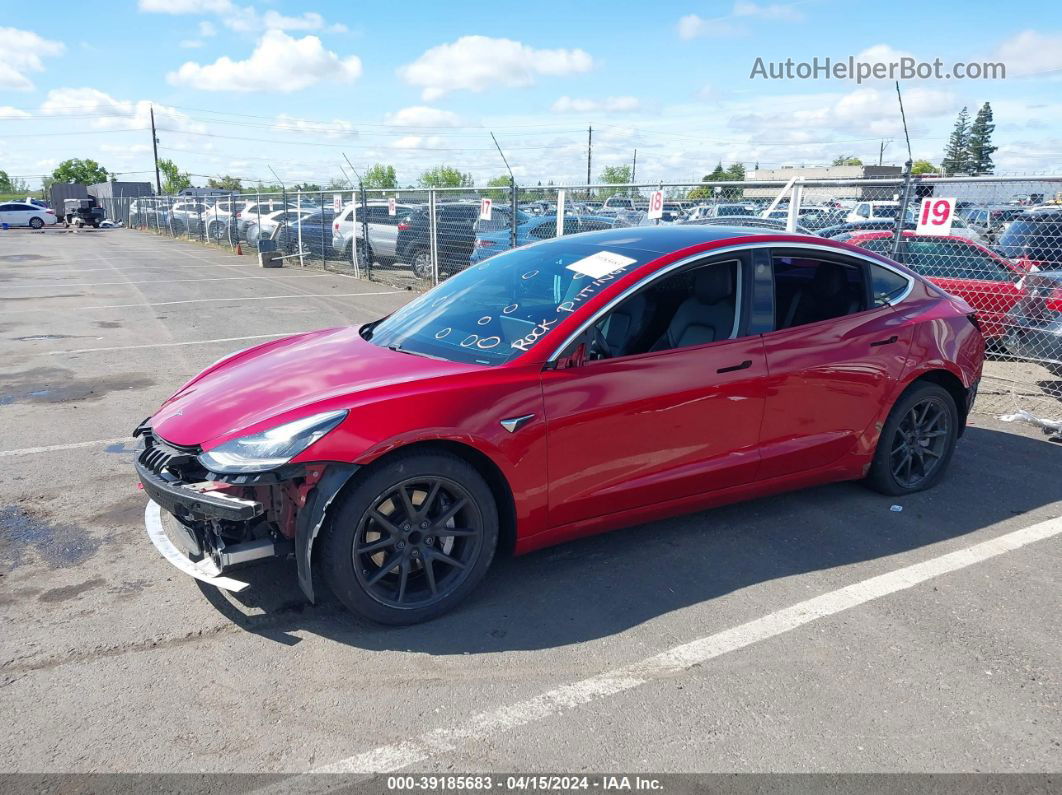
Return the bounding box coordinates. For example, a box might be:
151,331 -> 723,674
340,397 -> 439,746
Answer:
386,343 -> 447,361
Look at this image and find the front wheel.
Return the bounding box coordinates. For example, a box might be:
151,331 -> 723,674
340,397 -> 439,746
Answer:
865,382 -> 959,496
411,248 -> 432,280
321,451 -> 498,624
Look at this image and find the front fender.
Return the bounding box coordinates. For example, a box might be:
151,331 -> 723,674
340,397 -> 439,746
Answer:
295,463 -> 358,603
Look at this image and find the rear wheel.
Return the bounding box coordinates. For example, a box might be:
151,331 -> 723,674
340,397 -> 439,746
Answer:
357,239 -> 374,267
29,216 -> 44,229
865,382 -> 958,495
321,451 -> 498,624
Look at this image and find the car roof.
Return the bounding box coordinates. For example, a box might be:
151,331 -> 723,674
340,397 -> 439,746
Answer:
546,224 -> 830,255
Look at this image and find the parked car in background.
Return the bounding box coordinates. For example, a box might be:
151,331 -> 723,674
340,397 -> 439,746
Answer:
995,208 -> 1062,270
842,231 -> 1026,339
332,201 -> 416,265
470,214 -> 616,264
818,214 -> 984,243
602,196 -> 640,211
207,198 -> 296,242
135,226 -> 984,624
960,205 -> 1025,242
274,209 -> 337,259
1003,269 -> 1062,376
243,208 -> 315,245
396,202 -> 481,278
471,205 -> 530,236
846,201 -> 900,223
0,201 -> 57,228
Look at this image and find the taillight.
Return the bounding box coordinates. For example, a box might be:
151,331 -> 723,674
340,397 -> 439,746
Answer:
235,211 -> 241,218
397,222 -> 410,231
333,222 -> 339,233
1047,286 -> 1062,313
45,209 -> 55,214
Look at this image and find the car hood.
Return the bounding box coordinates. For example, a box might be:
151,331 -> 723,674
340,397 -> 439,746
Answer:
150,326 -> 479,448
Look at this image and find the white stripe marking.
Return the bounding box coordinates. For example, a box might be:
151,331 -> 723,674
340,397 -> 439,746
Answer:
3,274 -> 328,288
313,516 -> 1062,774
46,333 -> 297,355
2,290 -> 405,312
0,438 -> 128,457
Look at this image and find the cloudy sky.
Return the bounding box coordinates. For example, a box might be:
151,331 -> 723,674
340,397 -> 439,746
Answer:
1,0 -> 1061,190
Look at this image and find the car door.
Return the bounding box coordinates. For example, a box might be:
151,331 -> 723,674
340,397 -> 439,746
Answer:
540,252 -> 768,527
757,247 -> 914,479
0,203 -> 19,225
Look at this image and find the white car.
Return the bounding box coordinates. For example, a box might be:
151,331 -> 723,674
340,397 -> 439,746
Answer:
243,208 -> 315,242
846,201 -> 900,223
0,201 -> 57,228
332,201 -> 416,263
206,199 -> 297,241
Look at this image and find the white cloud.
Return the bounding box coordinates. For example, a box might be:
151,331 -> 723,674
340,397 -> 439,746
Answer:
138,0 -> 232,12
676,14 -> 740,39
995,31 -> 1062,77
179,39 -> 204,48
733,2 -> 804,21
138,0 -> 345,33
167,31 -> 362,92
398,35 -> 593,100
0,28 -> 65,91
39,88 -> 205,133
677,3 -> 802,39
0,106 -> 31,119
274,113 -> 355,138
384,106 -> 464,127
198,20 -> 217,36
551,96 -> 641,113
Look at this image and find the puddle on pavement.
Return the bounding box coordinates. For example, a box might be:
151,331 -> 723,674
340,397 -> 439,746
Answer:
95,321 -> 122,329
38,577 -> 106,604
0,254 -> 47,263
0,505 -> 102,571
13,334 -> 76,342
0,366 -> 155,405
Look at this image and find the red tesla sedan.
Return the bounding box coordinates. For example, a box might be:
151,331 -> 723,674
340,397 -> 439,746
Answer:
841,231 -> 1027,339
135,227 -> 984,624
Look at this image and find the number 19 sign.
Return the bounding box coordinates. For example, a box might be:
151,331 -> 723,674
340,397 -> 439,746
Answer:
915,197 -> 956,237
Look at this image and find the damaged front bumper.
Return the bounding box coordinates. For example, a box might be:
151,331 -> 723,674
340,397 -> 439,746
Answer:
134,423 -> 357,601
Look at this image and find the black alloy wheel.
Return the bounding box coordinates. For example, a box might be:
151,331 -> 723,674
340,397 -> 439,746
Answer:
322,451 -> 498,624
866,382 -> 958,495
889,397 -> 950,489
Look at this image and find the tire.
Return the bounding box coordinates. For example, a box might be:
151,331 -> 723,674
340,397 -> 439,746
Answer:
321,451 -> 498,625
29,216 -> 44,229
357,238 -> 373,267
411,247 -> 432,280
865,382 -> 959,496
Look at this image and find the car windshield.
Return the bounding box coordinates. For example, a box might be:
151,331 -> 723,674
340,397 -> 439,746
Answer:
366,241 -> 654,365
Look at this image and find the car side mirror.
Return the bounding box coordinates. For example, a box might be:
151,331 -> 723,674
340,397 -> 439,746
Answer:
554,342 -> 587,370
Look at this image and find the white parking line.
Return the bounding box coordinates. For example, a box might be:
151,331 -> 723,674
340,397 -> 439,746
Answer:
45,333 -> 297,355
3,274 -> 330,288
0,438 -> 129,458
313,516 -> 1062,774
2,290 -> 405,312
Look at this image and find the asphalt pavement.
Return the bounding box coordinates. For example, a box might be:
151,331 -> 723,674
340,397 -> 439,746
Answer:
0,228 -> 1059,776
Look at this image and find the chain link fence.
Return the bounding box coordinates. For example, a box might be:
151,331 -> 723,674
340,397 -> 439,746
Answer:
97,174 -> 1062,422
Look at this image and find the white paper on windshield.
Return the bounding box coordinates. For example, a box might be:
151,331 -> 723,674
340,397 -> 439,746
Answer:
566,251 -> 637,279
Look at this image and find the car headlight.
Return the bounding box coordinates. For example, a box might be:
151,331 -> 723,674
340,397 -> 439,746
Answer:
198,410 -> 347,474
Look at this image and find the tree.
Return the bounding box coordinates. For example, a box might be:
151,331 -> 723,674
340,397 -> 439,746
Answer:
484,174 -> 512,202
50,158 -> 109,186
293,182 -> 321,192
598,164 -> 632,198
207,175 -> 242,191
831,155 -> 863,166
688,161 -> 746,199
158,159 -> 192,194
967,102 -> 997,175
0,169 -> 11,192
911,159 -> 937,175
941,107 -> 972,175
418,165 -> 472,188
363,163 -> 398,190
326,176 -> 352,190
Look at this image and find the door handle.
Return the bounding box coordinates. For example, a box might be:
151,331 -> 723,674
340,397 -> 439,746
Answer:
870,335 -> 899,347
717,359 -> 752,374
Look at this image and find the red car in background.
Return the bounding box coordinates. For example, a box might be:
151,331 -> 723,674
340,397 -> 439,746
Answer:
135,227 -> 984,624
841,231 -> 1027,339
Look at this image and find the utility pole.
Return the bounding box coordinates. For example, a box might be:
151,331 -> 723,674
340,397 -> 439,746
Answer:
586,125 -> 592,198
879,139 -> 890,166
150,105 -> 162,195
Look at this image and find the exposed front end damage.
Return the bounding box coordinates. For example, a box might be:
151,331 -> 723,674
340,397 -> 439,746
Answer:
133,422 -> 356,601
